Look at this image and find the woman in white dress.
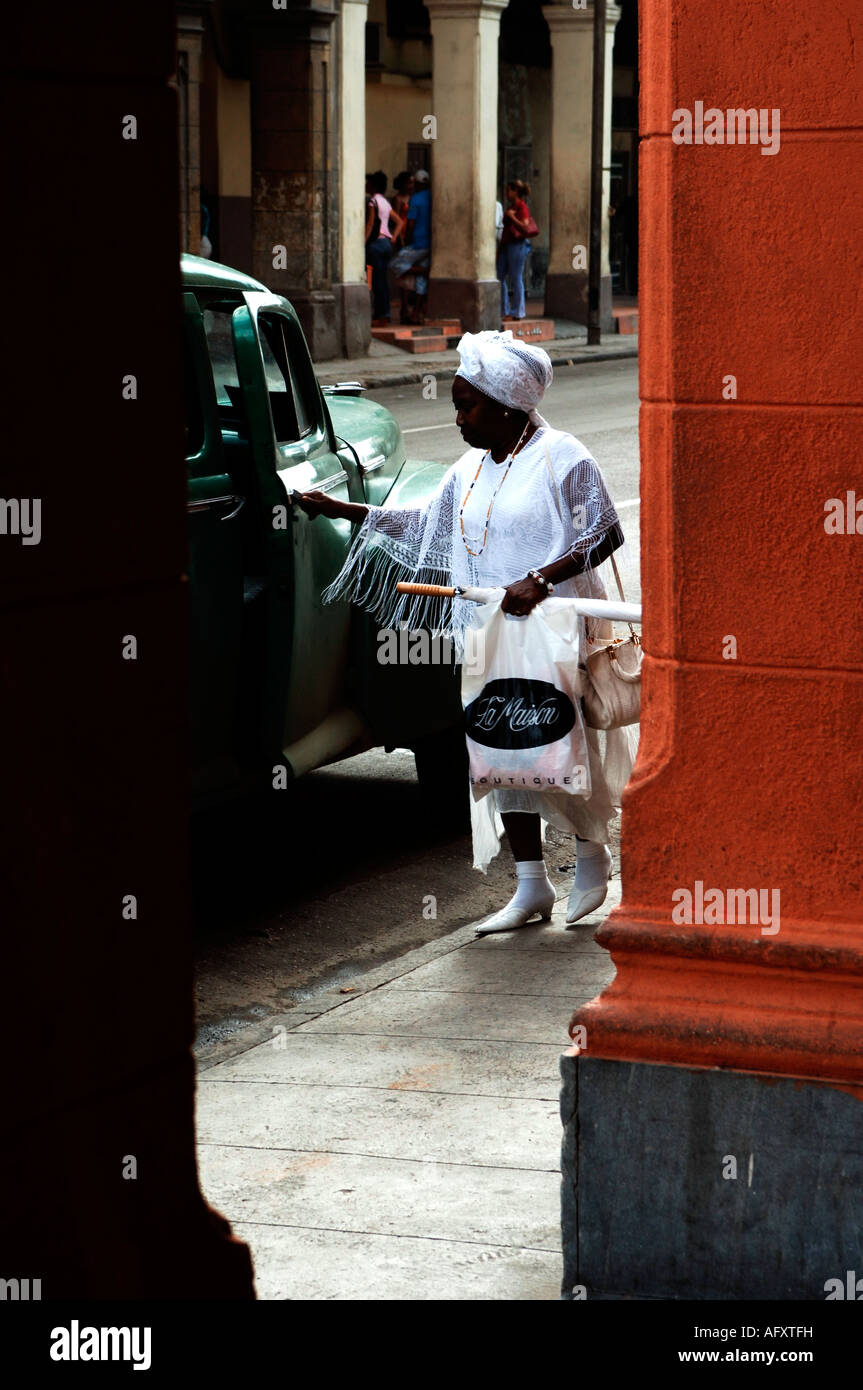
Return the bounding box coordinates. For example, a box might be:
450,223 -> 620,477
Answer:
299,331 -> 636,934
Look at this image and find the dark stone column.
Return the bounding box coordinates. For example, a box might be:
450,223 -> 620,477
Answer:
336,282 -> 372,359
249,4 -> 340,360
545,269 -> 613,329
2,0 -> 254,1299
217,194 -> 254,275
428,278 -> 502,332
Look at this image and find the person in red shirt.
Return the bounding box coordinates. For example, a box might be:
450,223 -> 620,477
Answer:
498,179 -> 532,320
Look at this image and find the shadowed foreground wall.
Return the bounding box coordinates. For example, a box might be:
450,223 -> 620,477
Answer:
1,3 -> 254,1298
562,0 -> 863,1300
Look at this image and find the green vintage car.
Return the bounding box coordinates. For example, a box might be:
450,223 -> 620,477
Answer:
183,254 -> 464,803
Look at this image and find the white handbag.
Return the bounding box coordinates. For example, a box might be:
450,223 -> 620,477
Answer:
582,552 -> 642,729
540,442 -> 641,731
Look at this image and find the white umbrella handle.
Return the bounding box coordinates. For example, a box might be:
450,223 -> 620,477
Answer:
461,587 -> 642,624
394,581 -> 641,625
559,596 -> 642,624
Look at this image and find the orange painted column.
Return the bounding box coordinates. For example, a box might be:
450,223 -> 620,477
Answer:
574,1 -> 863,1086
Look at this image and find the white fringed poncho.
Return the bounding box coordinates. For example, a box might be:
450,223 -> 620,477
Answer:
325,423 -> 617,650
324,421 -> 638,868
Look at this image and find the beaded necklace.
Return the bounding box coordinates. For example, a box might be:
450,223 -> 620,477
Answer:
458,420 -> 532,557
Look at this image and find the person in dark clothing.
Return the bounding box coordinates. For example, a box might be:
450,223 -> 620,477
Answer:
365,171 -> 404,325
390,168 -> 431,324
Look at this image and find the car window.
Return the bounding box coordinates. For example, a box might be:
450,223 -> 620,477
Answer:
202,306 -> 240,407
259,313 -> 315,443
200,301 -> 317,446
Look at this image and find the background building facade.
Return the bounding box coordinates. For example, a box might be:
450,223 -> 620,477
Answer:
176,0 -> 638,358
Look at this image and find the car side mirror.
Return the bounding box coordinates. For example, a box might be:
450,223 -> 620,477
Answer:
321,382 -> 366,397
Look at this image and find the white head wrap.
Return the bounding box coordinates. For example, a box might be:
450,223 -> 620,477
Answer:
455,329 -> 553,426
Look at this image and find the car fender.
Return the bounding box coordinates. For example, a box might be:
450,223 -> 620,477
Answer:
384,456 -> 451,510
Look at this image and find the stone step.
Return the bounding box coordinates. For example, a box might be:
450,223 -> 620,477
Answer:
613,309 -> 639,335
399,334 -> 452,354
371,321 -> 462,353
612,304 -> 639,335
370,327 -> 422,344
502,318 -> 555,343
371,319 -> 460,339
402,318 -> 460,336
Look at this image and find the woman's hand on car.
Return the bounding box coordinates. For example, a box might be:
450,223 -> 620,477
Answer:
296,491 -> 370,525
297,490 -> 344,519
501,575 -> 546,616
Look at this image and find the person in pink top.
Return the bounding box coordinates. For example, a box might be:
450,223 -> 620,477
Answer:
365,171 -> 404,326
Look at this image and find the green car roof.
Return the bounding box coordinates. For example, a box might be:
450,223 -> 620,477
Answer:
181,252 -> 270,295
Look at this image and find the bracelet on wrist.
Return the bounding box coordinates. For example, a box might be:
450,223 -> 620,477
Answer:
528,568 -> 554,595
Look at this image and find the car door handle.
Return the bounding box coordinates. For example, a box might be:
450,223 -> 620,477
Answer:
187,493 -> 245,520
359,453 -> 386,475
316,469 -> 350,495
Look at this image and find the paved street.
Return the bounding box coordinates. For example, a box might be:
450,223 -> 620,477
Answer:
197,883 -> 621,1301
193,356 -> 640,1299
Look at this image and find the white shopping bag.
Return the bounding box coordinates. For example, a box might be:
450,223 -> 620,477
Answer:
462,596 -> 591,802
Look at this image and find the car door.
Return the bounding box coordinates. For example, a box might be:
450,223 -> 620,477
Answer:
230,292 -> 359,757
183,293 -> 246,796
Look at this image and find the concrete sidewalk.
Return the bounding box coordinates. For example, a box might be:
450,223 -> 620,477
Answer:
195,878 -> 620,1301
313,324 -> 638,390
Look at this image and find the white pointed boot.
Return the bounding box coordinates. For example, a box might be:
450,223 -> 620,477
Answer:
474,860 -> 556,936
565,843 -> 613,925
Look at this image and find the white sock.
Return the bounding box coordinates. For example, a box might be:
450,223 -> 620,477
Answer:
507,859 -> 555,912
574,839 -> 612,891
